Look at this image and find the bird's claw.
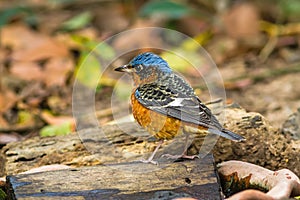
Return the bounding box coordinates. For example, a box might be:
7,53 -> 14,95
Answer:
161,154 -> 199,160
139,158 -> 158,165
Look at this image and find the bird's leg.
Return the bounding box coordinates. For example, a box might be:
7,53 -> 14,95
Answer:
140,140 -> 164,165
162,133 -> 199,160
181,133 -> 199,159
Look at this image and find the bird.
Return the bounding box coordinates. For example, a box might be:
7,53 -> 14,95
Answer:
115,52 -> 245,164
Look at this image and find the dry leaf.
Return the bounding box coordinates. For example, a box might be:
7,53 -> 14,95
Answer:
44,57 -> 74,87
41,111 -> 75,126
12,38 -> 68,62
0,89 -> 17,113
0,116 -> 8,128
10,61 -> 44,82
222,2 -> 260,39
2,23 -> 35,49
112,19 -> 159,51
10,57 -> 73,87
2,23 -> 69,62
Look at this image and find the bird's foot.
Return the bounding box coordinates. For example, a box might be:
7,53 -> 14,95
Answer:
139,158 -> 158,165
161,154 -> 199,160
138,140 -> 163,165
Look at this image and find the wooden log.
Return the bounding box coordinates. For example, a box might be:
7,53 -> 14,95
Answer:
0,124 -> 150,176
1,107 -> 299,177
2,106 -> 300,199
6,154 -> 222,200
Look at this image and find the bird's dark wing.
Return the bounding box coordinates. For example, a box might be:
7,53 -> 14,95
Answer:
134,83 -> 223,130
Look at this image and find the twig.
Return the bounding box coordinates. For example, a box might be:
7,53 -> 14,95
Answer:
226,63 -> 300,86
259,36 -> 278,62
259,21 -> 300,62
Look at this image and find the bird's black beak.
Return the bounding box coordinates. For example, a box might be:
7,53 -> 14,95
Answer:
114,64 -> 133,73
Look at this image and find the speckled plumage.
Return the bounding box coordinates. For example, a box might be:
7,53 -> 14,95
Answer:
115,52 -> 245,162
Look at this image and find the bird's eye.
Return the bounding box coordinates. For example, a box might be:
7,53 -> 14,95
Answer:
134,65 -> 143,72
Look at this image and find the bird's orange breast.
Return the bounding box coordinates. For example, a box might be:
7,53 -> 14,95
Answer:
131,93 -> 182,140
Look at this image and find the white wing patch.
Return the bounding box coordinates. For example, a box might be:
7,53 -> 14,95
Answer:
166,98 -> 185,107
149,97 -> 200,109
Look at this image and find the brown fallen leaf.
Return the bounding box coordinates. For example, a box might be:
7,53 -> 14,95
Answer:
10,61 -> 44,82
41,111 -> 75,127
0,116 -> 8,128
2,23 -> 69,62
0,89 -> 16,113
222,2 -> 260,39
43,57 -> 74,87
10,57 -> 74,87
112,19 -> 160,51
2,23 -> 35,49
12,38 -> 69,62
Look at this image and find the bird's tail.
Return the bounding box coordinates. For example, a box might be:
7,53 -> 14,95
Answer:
208,128 -> 245,142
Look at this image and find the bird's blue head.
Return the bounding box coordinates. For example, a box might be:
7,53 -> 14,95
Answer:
115,52 -> 172,84
127,52 -> 171,73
